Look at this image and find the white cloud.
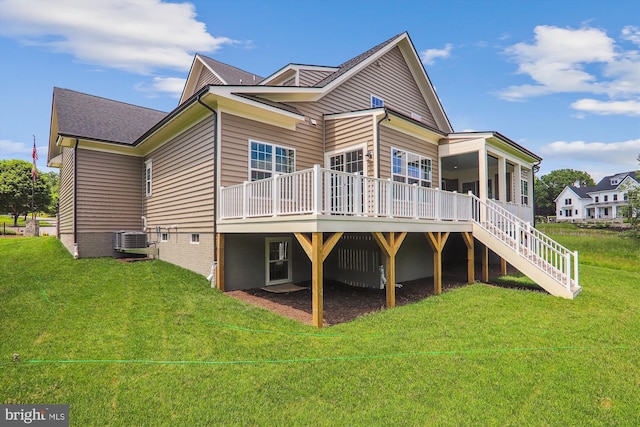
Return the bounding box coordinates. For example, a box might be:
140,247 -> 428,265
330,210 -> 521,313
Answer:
0,0 -> 236,74
571,98 -> 640,116
621,25 -> 640,45
540,139 -> 640,165
0,139 -> 31,155
136,77 -> 187,98
420,43 -> 453,65
498,25 -> 640,113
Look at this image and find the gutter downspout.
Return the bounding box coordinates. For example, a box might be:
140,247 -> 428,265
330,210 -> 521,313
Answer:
197,93 -> 218,282
73,138 -> 79,258
375,108 -> 389,178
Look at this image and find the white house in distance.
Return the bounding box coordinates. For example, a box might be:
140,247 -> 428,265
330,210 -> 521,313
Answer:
555,171 -> 639,221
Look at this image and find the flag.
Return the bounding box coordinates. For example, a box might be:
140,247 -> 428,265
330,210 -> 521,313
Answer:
32,139 -> 38,182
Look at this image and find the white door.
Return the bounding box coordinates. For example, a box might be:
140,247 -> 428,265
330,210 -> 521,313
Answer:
327,148 -> 364,214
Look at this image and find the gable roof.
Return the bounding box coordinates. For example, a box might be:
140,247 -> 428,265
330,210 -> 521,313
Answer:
198,54 -> 264,85
53,87 -> 167,145
590,171 -> 639,192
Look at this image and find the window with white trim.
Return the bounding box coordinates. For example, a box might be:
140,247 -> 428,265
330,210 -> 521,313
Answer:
190,233 -> 199,244
161,232 -> 169,242
392,148 -> 432,187
145,160 -> 152,197
521,179 -> 529,205
250,140 -> 295,181
371,95 -> 384,108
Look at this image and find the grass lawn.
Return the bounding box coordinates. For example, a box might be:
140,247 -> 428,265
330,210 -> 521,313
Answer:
1,234 -> 639,425
0,215 -> 53,228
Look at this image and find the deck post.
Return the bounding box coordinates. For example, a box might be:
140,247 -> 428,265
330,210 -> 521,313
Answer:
294,232 -> 343,328
461,232 -> 475,284
425,232 -> 450,294
313,164 -> 322,214
500,258 -> 508,276
242,181 -> 250,219
311,232 -> 323,327
372,232 -> 406,307
272,174 -> 280,217
216,233 -> 225,291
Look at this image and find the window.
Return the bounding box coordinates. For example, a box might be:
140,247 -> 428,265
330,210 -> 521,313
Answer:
595,196 -> 599,202
145,160 -> 152,197
371,95 -> 384,108
521,180 -> 529,205
330,148 -> 363,174
392,148 -> 432,187
575,210 -> 578,215
161,232 -> 168,242
604,195 -> 608,202
265,238 -> 292,285
190,233 -> 199,244
250,140 -> 295,181
565,198 -> 572,205
614,194 -> 618,201
559,210 -> 563,216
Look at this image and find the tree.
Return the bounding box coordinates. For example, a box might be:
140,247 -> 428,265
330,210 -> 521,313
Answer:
534,169 -> 595,217
41,171 -> 60,216
0,159 -> 52,226
618,156 -> 640,234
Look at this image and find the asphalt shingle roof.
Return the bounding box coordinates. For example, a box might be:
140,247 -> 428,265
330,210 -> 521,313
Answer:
313,32 -> 404,87
198,54 -> 264,85
592,171 -> 638,192
54,88 -> 167,145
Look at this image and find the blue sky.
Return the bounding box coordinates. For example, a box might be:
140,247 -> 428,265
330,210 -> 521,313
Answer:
0,0 -> 638,182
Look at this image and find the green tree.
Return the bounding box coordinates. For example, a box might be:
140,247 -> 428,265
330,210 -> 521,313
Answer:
535,169 -> 595,217
0,159 -> 52,226
618,156 -> 640,234
41,171 -> 60,216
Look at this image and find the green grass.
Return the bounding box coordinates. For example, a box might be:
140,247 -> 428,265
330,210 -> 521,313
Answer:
1,237 -> 639,425
0,215 -> 53,227
538,223 -> 640,272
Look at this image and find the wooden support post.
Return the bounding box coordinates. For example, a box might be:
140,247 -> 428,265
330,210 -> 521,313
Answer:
481,243 -> 489,283
311,232 -> 323,328
216,233 -> 225,291
294,232 -> 343,328
461,232 -> 475,284
371,231 -> 406,308
425,232 -> 450,295
500,258 -> 508,276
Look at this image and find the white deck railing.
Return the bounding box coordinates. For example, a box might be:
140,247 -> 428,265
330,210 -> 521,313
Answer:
219,164 -> 579,293
472,196 -> 579,291
220,165 -> 473,221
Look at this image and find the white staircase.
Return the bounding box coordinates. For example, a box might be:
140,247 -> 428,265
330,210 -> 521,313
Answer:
470,196 -> 581,299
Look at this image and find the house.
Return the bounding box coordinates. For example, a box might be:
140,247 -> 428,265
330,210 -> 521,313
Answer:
47,32 -> 581,327
555,171 -> 639,222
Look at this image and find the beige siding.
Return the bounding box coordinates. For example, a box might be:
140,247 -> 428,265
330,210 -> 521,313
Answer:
299,69 -> 335,87
144,115 -> 215,231
219,112 -> 324,186
75,149 -> 143,232
58,147 -> 75,233
196,68 -> 224,89
282,76 -> 296,86
379,125 -> 439,187
320,47 -> 437,128
325,115 -> 375,176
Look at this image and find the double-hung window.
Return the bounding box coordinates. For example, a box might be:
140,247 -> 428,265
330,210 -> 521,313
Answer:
250,140 -> 295,181
521,180 -> 529,205
392,148 -> 432,187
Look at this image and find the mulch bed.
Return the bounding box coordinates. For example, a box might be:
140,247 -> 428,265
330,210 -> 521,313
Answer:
227,264 -> 481,326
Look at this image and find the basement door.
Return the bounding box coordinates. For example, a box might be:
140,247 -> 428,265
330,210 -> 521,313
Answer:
265,237 -> 292,286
